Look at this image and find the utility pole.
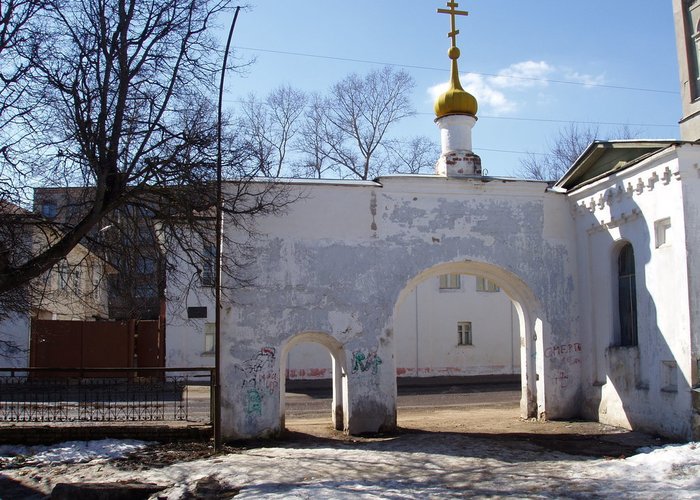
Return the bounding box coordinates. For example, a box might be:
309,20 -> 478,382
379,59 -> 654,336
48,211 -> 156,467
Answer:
215,5 -> 242,451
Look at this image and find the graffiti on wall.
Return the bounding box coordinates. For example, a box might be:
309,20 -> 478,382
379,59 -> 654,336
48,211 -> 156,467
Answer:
553,371 -> 570,389
545,342 -> 582,366
236,347 -> 278,417
352,349 -> 382,375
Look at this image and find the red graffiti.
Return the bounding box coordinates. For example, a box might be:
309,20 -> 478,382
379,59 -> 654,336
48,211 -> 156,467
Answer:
545,343 -> 582,358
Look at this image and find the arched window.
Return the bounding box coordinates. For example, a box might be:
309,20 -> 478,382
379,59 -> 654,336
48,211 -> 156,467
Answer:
617,242 -> 638,346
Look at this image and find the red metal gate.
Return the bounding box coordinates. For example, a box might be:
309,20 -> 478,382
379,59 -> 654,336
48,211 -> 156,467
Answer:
30,319 -> 163,377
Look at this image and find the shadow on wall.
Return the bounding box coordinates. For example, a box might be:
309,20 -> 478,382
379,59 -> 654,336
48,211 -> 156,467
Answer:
579,187 -> 691,439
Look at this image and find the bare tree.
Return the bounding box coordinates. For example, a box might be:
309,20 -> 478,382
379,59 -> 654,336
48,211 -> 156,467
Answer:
517,123 -> 639,181
385,136 -> 440,175
0,0 -> 43,128
293,92 -> 338,179
240,85 -> 307,177
0,0 -> 47,204
239,68 -> 427,180
323,66 -> 415,180
0,0 -> 288,312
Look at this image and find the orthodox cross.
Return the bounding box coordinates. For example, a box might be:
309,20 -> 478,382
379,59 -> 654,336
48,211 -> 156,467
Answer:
437,1 -> 469,49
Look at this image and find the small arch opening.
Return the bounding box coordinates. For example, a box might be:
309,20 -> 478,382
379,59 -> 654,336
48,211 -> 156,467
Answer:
280,332 -> 348,434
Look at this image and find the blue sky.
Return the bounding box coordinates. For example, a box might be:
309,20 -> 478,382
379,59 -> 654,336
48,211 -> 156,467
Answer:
224,1 -> 681,178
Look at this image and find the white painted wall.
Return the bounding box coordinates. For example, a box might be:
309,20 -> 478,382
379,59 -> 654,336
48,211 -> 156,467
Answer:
165,284 -> 216,370
286,274 -> 519,380
287,342 -> 332,380
395,274 -> 519,378
0,313 -> 30,368
571,144 -> 697,440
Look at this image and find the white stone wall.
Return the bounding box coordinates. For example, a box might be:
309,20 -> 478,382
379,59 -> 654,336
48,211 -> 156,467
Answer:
165,278 -> 216,371
208,176 -> 579,440
571,145 -> 696,440
678,146 -> 700,440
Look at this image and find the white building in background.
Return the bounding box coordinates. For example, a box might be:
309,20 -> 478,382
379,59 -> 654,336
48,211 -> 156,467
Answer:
164,2 -> 700,442
287,274 -> 519,381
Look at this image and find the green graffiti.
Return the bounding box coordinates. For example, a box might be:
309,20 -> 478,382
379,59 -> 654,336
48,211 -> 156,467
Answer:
352,349 -> 382,375
246,389 -> 262,416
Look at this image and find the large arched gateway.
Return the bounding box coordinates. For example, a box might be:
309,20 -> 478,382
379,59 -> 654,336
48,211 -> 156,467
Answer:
212,172 -> 581,440
392,260 -> 548,420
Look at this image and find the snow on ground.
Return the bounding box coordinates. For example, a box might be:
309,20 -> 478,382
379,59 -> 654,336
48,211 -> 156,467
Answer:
1,436 -> 699,499
0,439 -> 150,467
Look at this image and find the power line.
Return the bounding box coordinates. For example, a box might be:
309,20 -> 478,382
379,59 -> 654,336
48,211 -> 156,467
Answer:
414,112 -> 678,129
475,147 -> 550,157
223,97 -> 678,130
234,45 -> 679,96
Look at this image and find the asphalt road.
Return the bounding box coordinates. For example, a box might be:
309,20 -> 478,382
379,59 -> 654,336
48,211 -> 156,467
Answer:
284,382 -> 520,419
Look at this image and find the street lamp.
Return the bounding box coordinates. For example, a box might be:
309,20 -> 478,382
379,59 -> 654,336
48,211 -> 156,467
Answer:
215,5 -> 242,451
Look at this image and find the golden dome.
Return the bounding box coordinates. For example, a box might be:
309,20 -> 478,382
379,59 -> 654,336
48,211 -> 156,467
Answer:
434,47 -> 478,119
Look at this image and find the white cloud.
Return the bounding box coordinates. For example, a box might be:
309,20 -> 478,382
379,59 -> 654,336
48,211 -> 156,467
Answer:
427,60 -> 605,116
490,61 -> 554,89
562,69 -> 606,87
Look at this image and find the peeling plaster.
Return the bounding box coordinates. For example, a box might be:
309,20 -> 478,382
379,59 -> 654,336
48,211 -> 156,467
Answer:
211,176 -> 581,440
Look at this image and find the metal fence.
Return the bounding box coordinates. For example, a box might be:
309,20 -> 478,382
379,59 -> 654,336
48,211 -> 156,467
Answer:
0,368 -> 213,424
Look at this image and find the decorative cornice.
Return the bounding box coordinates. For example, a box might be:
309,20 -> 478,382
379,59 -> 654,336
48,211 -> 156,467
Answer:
586,209 -> 641,235
572,164 -> 680,218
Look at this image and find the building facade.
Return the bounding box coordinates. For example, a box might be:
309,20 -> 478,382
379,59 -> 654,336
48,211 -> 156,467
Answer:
164,1 -> 700,441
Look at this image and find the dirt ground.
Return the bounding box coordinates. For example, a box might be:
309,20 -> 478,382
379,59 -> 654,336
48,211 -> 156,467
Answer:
281,388 -> 674,460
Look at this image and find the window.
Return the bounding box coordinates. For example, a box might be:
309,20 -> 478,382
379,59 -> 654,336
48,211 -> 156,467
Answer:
136,256 -> 156,274
134,284 -> 156,298
476,276 -> 500,292
617,243 -> 638,346
71,265 -> 81,292
56,261 -> 70,290
201,243 -> 216,287
91,272 -> 101,300
187,306 -> 208,319
457,321 -> 472,346
439,273 -> 461,290
204,322 -> 215,354
684,1 -> 700,99
137,225 -> 153,243
41,201 -> 57,219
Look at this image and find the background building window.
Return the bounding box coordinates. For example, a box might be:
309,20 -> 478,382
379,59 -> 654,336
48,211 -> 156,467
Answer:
134,284 -> 156,298
204,322 -> 215,354
201,243 -> 216,287
136,256 -> 156,274
476,276 -> 500,292
684,1 -> 700,99
41,201 -> 57,219
71,265 -> 81,292
617,242 -> 638,346
439,273 -> 461,290
457,321 -> 472,346
56,261 -> 70,290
